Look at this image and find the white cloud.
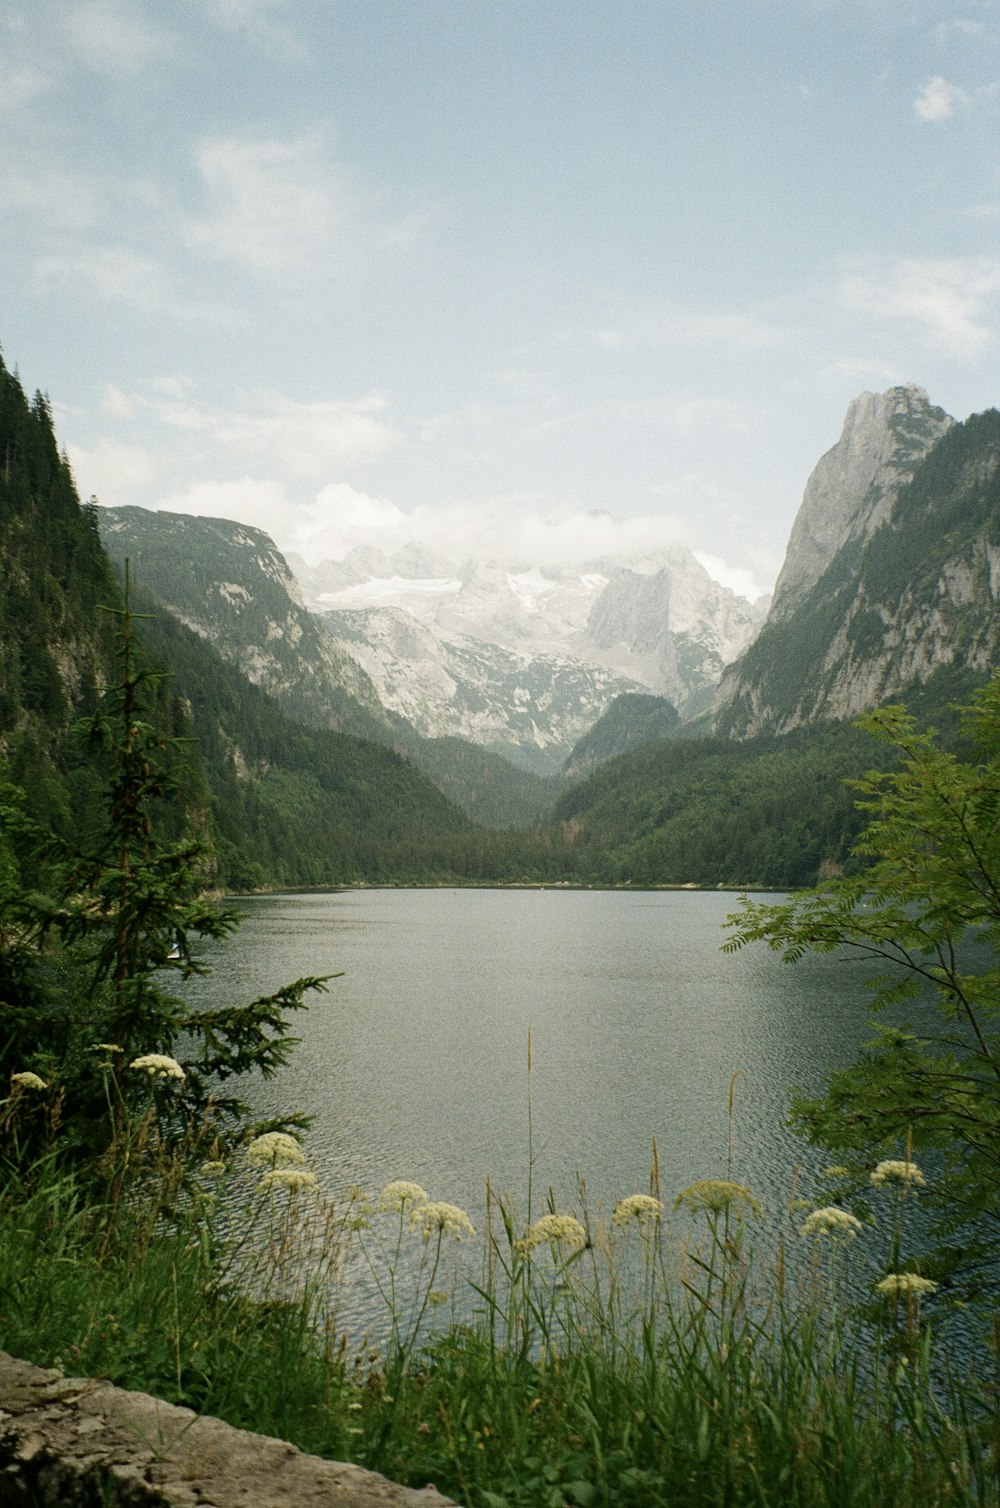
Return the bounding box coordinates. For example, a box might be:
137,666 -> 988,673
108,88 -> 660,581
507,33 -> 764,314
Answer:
132,388 -> 400,477
221,396 -> 400,477
0,61 -> 54,111
62,0 -> 171,73
67,439 -> 156,502
839,257 -> 1000,356
692,552 -> 772,603
32,241 -> 235,322
34,242 -> 172,308
278,487 -> 698,575
0,166 -> 99,232
913,75 -> 970,121
187,131 -> 347,275
101,383 -> 137,420
578,305 -> 788,353
932,19 -> 985,42
146,477 -> 294,535
203,0 -> 301,49
109,473 -> 772,599
185,129 -> 434,277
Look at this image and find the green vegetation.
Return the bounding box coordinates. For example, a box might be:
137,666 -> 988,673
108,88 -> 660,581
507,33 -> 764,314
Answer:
562,693 -> 681,779
727,675 -> 1000,1291
3,1142 -> 997,1507
132,591 -> 486,890
3,341 -> 1000,1501
0,576 -> 324,1169
549,721 -> 885,888
1,679 -> 998,1504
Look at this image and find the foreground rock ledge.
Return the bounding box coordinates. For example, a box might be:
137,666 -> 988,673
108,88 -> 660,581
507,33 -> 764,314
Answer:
0,1351 -> 456,1507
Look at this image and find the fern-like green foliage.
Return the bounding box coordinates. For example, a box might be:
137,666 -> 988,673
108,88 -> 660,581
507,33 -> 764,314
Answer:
725,674 -> 1000,1287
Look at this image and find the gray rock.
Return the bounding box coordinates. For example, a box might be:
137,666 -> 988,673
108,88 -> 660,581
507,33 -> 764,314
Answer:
0,1351 -> 456,1508
769,384 -> 952,621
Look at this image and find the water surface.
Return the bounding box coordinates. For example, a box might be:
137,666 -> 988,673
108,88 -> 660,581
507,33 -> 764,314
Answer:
187,888 -> 877,1220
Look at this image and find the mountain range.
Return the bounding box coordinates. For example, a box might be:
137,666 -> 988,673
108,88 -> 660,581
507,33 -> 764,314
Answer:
98,381 -> 999,812
100,513 -> 768,781
292,540 -> 767,763
4,338 -> 998,893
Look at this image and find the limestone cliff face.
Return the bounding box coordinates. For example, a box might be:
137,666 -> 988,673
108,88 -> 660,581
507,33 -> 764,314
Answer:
769,384 -> 953,621
574,552 -> 766,716
322,604 -> 647,773
716,402 -> 1000,738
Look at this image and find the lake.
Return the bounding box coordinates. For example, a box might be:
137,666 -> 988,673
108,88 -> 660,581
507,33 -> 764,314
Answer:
184,886 -> 888,1334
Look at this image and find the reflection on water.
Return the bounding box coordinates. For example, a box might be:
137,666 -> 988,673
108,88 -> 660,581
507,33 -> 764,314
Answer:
184,888 -> 890,1339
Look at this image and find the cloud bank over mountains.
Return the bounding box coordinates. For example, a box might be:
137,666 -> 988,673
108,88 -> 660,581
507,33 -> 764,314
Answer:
4,0 -> 997,612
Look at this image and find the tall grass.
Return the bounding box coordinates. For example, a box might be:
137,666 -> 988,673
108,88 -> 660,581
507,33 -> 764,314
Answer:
0,1140 -> 997,1508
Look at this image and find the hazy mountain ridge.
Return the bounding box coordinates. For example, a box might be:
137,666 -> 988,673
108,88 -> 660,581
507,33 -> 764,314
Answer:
295,540 -> 766,757
562,694 -> 682,780
320,603 -> 649,774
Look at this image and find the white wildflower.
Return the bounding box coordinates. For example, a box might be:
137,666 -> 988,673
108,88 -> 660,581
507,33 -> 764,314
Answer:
675,1180 -> 761,1217
129,1053 -> 185,1081
870,1159 -> 926,1188
259,1168 -> 318,1193
245,1132 -> 305,1168
800,1205 -> 863,1239
200,1161 -> 227,1176
516,1213 -> 588,1254
412,1200 -> 475,1240
612,1194 -> 664,1226
10,1072 -> 47,1091
378,1180 -> 429,1213
875,1272 -> 938,1298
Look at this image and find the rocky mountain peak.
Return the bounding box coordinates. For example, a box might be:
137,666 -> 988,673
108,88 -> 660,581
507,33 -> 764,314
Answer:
768,384 -> 953,622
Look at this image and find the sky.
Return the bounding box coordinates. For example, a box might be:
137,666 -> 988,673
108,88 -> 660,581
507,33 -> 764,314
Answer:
3,0 -> 998,601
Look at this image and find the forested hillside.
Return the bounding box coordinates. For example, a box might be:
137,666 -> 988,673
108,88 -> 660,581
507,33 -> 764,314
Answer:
0,353 -> 124,840
562,693 -> 682,779
132,597 -> 484,889
102,506 -> 562,829
549,723 -> 882,888
0,352 -> 503,890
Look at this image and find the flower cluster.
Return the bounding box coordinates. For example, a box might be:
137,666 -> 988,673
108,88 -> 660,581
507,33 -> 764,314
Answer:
516,1213 -> 587,1254
875,1272 -> 938,1298
129,1054 -> 185,1080
674,1180 -> 761,1218
412,1200 -> 476,1241
259,1168 -> 319,1194
378,1180 -> 429,1213
10,1071 -> 47,1092
245,1132 -> 305,1168
799,1205 -> 863,1240
870,1159 -> 926,1188
612,1194 -> 664,1226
